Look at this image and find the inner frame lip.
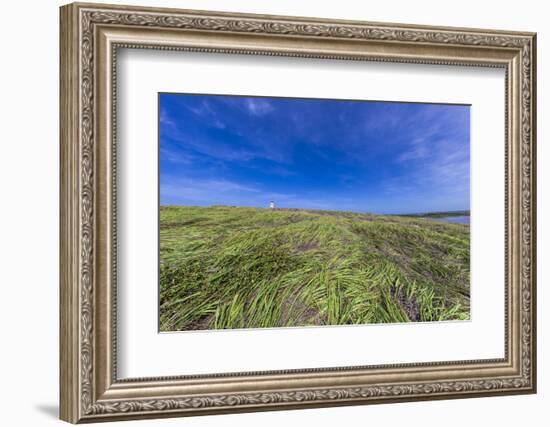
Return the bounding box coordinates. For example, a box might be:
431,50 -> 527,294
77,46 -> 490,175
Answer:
108,42 -> 511,385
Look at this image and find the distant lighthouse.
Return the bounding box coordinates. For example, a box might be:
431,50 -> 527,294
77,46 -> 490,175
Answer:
269,201 -> 275,209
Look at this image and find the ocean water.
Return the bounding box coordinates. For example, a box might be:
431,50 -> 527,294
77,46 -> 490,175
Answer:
432,216 -> 470,225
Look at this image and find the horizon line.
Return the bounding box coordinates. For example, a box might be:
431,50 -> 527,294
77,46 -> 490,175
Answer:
159,204 -> 470,216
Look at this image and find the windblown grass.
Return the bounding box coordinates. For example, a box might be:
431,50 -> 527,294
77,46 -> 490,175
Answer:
159,206 -> 470,331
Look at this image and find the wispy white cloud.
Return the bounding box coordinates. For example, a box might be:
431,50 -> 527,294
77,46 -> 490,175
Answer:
182,100 -> 227,129
218,96 -> 275,116
382,134 -> 470,212
160,146 -> 195,165
166,128 -> 289,164
160,176 -> 355,211
245,98 -> 274,116
161,176 -> 295,207
396,138 -> 429,163
160,98 -> 289,163
159,108 -> 176,127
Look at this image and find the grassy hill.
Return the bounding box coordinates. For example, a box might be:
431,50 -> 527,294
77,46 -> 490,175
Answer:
160,206 -> 470,331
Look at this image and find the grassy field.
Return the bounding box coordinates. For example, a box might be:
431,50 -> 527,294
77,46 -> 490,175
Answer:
160,206 -> 470,331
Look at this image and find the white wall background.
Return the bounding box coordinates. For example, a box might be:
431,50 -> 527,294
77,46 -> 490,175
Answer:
0,0 -> 545,426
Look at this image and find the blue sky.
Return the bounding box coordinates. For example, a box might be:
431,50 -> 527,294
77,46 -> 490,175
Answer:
159,93 -> 470,214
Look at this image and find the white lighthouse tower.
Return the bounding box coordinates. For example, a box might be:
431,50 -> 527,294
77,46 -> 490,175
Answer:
269,201 -> 275,209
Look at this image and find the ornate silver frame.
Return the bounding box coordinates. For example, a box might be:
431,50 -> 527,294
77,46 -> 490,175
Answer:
60,2 -> 537,423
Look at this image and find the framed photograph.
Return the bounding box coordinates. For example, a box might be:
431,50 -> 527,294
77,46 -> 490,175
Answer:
60,2 -> 537,423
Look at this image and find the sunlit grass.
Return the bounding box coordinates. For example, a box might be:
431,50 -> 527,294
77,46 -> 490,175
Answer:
159,206 -> 470,331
